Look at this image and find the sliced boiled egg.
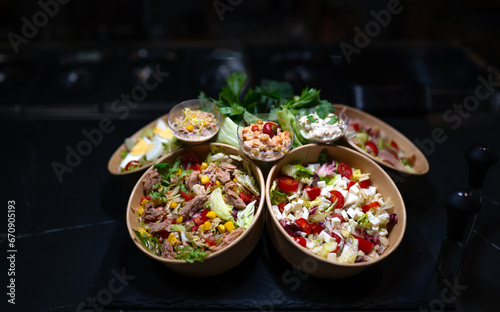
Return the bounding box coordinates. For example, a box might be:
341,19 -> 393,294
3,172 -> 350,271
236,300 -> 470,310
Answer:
146,137 -> 164,161
130,138 -> 153,156
119,153 -> 142,169
154,119 -> 173,142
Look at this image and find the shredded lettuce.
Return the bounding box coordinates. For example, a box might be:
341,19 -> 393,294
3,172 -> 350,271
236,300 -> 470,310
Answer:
281,163 -> 314,184
170,224 -> 186,232
236,200 -> 256,229
235,174 -> 260,196
209,187 -> 234,221
337,236 -> 358,263
270,180 -> 288,205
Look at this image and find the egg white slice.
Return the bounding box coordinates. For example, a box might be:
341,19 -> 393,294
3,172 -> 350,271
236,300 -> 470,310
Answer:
146,138 -> 164,161
156,118 -> 168,130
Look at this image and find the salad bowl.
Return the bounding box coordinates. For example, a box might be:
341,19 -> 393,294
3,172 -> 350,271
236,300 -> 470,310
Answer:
334,104 -> 429,177
107,112 -> 179,188
265,144 -> 406,279
126,143 -> 266,277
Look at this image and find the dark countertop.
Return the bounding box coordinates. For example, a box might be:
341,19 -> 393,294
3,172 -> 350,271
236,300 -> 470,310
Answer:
2,108 -> 499,312
1,43 -> 500,312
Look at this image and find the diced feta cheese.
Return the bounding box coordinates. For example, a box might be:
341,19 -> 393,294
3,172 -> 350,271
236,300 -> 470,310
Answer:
300,207 -> 309,220
325,185 -> 335,192
297,198 -> 304,205
317,180 -> 326,188
288,194 -> 297,201
331,217 -> 341,228
284,203 -> 293,214
347,207 -> 356,219
369,216 -> 381,227
306,240 -> 315,249
341,210 -> 349,221
349,184 -> 360,194
344,192 -> 359,206
321,188 -> 331,198
372,225 -> 379,231
334,208 -> 341,213
272,205 -> 283,221
340,190 -> 348,198
336,178 -> 347,189
327,252 -> 337,262
288,214 -> 296,222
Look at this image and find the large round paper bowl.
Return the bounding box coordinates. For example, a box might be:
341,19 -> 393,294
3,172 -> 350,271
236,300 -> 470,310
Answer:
126,143 -> 266,277
265,144 -> 407,279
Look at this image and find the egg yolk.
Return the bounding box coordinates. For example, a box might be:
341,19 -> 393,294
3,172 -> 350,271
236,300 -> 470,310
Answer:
154,126 -> 173,139
130,139 -> 153,156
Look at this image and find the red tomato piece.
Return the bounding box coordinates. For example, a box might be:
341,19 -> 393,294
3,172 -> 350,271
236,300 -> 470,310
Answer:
305,186 -> 321,200
358,179 -> 370,189
125,160 -> 140,171
354,235 -> 374,254
189,163 -> 201,171
262,122 -> 275,138
331,232 -> 343,252
337,162 -> 353,179
296,218 -> 311,234
330,212 -> 345,223
390,140 -> 399,151
239,192 -> 253,204
362,201 -> 380,213
205,236 -> 217,246
194,216 -> 203,226
329,190 -> 345,208
278,202 -> 287,213
181,191 -> 193,201
278,176 -> 299,192
365,141 -> 379,156
294,236 -> 307,248
352,123 -> 360,132
251,125 -> 259,132
310,224 -> 323,235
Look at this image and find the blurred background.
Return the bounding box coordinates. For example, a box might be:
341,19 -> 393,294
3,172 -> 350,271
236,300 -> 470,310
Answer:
0,0 -> 499,118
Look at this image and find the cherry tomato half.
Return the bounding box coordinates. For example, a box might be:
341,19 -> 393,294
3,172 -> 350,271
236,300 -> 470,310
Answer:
330,212 -> 345,223
294,236 -> 307,248
365,141 -> 379,156
278,202 -> 287,213
262,122 -> 276,138
278,175 -> 299,192
124,160 -> 140,171
362,201 -> 380,213
305,186 -> 321,200
296,218 -> 311,234
329,190 -> 345,208
181,191 -> 193,201
358,179 -> 370,189
239,192 -> 253,204
353,235 -> 374,254
337,162 -> 353,179
352,123 -> 360,132
310,224 -> 323,235
347,181 -> 356,190
251,125 -> 259,132
390,140 -> 399,151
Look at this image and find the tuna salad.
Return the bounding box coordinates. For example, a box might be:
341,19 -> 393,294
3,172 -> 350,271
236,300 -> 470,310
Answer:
133,148 -> 260,262
239,119 -> 292,162
170,108 -> 219,142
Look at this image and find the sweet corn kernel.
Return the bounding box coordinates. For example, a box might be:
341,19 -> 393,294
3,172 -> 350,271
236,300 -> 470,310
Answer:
138,205 -> 145,215
141,199 -> 148,205
224,221 -> 235,233
176,216 -> 183,224
168,233 -> 177,245
200,175 -> 210,185
176,168 -> 182,175
200,162 -> 208,170
170,201 -> 178,208
152,198 -> 161,206
187,125 -> 194,132
191,114 -> 197,118
233,178 -> 237,182
215,180 -> 221,186
138,227 -> 151,237
206,211 -> 216,219
202,221 -> 212,232
202,120 -> 209,126
218,224 -> 226,233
